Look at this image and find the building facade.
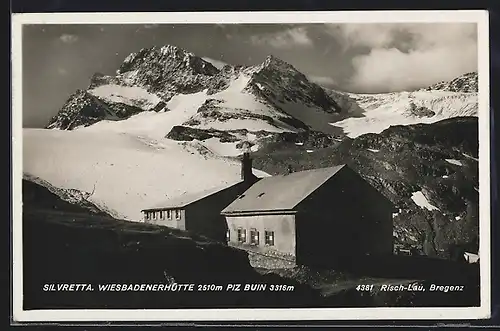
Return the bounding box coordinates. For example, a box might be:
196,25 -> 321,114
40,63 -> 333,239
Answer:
141,149 -> 394,267
143,208 -> 186,230
141,148 -> 258,242
221,165 -> 395,267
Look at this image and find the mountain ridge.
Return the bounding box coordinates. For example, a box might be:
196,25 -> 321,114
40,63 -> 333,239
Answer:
252,116 -> 479,258
420,72 -> 478,93
31,44 -> 480,260
46,44 -> 350,154
46,44 -> 478,143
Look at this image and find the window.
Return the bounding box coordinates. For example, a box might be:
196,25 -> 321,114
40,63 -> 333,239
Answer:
250,228 -> 259,245
160,211 -> 163,219
237,228 -> 246,243
145,212 -> 150,221
167,210 -> 171,219
175,210 -> 181,220
153,212 -> 156,220
265,231 -> 274,246
226,230 -> 230,241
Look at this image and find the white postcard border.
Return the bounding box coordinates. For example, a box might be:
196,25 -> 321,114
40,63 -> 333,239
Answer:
11,10 -> 491,322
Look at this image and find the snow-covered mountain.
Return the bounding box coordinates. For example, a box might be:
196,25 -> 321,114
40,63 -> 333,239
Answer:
323,72 -> 478,138
116,45 -> 219,97
252,116 -> 479,258
46,43 -> 478,144
46,45 -> 345,152
420,72 -> 478,93
28,43 -> 479,221
329,89 -> 478,138
23,128 -> 269,220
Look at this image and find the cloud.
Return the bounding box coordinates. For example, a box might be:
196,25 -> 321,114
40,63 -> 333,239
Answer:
202,57 -> 227,69
324,23 -> 478,92
349,45 -> 477,92
250,27 -> 313,49
56,67 -> 68,75
326,24 -> 400,50
134,24 -> 161,33
307,75 -> 337,87
59,33 -> 79,44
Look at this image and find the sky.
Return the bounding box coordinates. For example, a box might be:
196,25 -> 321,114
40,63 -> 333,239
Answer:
21,23 -> 478,128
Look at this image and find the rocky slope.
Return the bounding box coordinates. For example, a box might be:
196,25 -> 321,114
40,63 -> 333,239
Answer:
23,177 -> 479,309
421,72 -> 478,93
46,45 -> 342,149
326,87 -> 478,138
23,128 -> 272,221
116,45 -> 220,97
45,43 -> 478,150
252,117 -> 479,259
23,174 -> 121,218
34,44 -> 480,261
46,86 -> 166,130
22,177 -> 321,309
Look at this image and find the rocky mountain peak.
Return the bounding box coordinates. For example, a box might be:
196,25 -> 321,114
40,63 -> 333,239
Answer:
159,44 -> 183,54
262,54 -> 290,67
253,55 -> 300,77
119,44 -> 219,76
422,71 -> 478,93
88,72 -> 123,89
245,55 -> 342,114
115,44 -> 220,96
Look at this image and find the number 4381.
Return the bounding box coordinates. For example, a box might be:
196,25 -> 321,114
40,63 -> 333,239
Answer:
356,284 -> 374,291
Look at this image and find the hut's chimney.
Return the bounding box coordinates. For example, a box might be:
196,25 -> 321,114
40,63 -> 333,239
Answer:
241,141 -> 254,182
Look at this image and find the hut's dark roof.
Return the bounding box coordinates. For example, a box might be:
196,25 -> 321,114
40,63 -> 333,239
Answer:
141,180 -> 244,212
221,165 -> 346,215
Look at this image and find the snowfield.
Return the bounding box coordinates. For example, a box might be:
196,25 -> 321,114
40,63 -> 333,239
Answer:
277,100 -> 341,135
194,118 -> 290,133
329,90 -> 478,138
89,84 -> 163,110
200,138 -> 241,156
30,49 -> 479,224
462,153 -> 479,161
211,74 -> 272,115
445,159 -> 464,166
184,73 -> 298,133
84,74 -> 297,142
411,191 -> 440,211
79,90 -> 208,140
23,129 -> 269,220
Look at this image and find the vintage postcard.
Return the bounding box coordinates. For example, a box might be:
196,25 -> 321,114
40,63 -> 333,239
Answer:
11,10 -> 491,322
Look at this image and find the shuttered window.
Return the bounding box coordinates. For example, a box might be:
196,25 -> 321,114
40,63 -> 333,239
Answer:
237,228 -> 246,243
265,231 -> 274,246
250,228 -> 259,245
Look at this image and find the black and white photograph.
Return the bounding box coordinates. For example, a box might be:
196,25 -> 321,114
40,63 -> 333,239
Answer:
11,11 -> 491,322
